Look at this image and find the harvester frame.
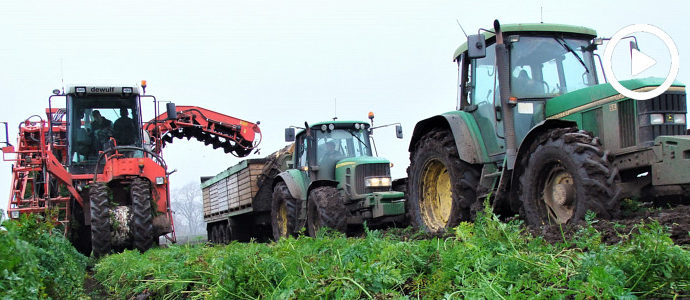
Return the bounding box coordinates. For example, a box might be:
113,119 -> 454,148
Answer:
2,83 -> 261,256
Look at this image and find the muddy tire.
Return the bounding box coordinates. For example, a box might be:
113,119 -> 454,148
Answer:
271,182 -> 299,241
210,224 -> 219,244
306,186 -> 347,237
68,198 -> 92,256
517,128 -> 620,226
407,128 -> 480,233
131,178 -> 155,252
218,224 -> 228,245
89,182 -> 111,257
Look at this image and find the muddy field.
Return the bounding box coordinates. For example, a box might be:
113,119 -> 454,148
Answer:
373,204 -> 690,246
530,204 -> 690,245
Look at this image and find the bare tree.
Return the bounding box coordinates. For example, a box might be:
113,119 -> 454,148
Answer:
171,182 -> 204,236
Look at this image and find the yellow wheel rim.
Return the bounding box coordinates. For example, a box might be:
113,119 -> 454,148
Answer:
277,201 -> 288,237
420,159 -> 452,231
542,166 -> 575,224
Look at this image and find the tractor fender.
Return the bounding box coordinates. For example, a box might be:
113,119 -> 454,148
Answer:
307,179 -> 339,197
409,113 -> 484,164
508,119 -> 576,211
274,169 -> 308,200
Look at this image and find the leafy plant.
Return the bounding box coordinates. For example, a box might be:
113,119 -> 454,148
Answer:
94,205 -> 690,299
0,212 -> 88,299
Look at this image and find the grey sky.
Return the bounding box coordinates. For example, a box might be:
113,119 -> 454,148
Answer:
1,0 -> 688,217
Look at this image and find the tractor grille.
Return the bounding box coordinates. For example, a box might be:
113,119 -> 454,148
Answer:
355,163 -> 391,194
618,99 -> 636,148
637,92 -> 687,145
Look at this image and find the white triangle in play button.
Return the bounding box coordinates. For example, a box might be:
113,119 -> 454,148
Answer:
631,48 -> 656,76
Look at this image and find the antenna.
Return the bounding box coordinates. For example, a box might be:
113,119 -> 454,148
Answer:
60,58 -> 65,94
332,98 -> 338,121
540,4 -> 544,23
456,19 -> 468,38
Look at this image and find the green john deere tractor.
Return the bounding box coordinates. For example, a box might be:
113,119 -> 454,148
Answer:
271,118 -> 406,239
407,20 -> 687,232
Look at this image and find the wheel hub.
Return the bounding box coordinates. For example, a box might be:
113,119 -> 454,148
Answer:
542,167 -> 575,224
420,159 -> 452,231
277,201 -> 288,237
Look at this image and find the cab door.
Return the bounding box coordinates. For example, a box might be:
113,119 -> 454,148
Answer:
465,42 -> 506,159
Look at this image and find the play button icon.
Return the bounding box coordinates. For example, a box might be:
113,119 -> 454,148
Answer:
602,24 -> 680,100
630,48 -> 657,76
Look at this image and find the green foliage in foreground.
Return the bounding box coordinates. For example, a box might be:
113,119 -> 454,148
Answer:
0,213 -> 89,299
95,208 -> 690,299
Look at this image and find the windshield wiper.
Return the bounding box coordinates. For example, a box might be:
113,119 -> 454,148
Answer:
348,130 -> 369,150
555,37 -> 590,74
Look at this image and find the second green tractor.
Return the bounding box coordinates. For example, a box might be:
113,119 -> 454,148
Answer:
271,118 -> 406,239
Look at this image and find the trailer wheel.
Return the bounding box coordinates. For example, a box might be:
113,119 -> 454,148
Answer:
90,182 -> 111,257
306,186 -> 347,237
518,128 -> 620,225
210,224 -> 219,244
271,182 -> 299,240
407,128 -> 479,233
131,177 -> 155,252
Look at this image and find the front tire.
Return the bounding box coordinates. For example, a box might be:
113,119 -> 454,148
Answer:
518,128 -> 620,225
131,178 -> 155,252
89,182 -> 111,257
306,186 -> 347,237
271,182 -> 299,241
407,128 -> 479,233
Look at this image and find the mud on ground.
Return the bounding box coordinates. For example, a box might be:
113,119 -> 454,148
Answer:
529,204 -> 690,246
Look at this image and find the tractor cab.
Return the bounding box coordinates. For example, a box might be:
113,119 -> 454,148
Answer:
455,24 -> 599,157
291,121 -> 374,181
66,86 -> 143,174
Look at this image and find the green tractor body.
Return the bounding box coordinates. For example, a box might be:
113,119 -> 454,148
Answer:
272,120 -> 405,238
407,21 -> 687,232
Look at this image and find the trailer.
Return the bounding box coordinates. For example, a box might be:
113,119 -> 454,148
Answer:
201,146 -> 292,243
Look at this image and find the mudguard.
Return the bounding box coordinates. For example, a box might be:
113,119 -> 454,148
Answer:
275,169 -> 308,201
409,112 -> 487,164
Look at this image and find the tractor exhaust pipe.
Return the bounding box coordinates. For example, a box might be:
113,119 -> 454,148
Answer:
494,19 -> 518,170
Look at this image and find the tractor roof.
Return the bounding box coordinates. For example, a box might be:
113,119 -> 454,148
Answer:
66,85 -> 141,95
309,120 -> 369,128
295,120 -> 370,136
453,23 -> 597,60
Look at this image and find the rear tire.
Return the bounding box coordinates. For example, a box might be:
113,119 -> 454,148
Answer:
306,186 -> 347,237
131,178 -> 155,252
517,128 -> 620,225
89,182 -> 111,257
407,128 -> 480,233
271,182 -> 299,240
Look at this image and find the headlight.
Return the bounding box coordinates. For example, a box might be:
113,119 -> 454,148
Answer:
673,114 -> 686,124
650,114 -> 664,125
364,177 -> 391,187
10,211 -> 19,219
156,177 -> 165,185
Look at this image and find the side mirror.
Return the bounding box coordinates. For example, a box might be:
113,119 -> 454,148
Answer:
395,124 -> 403,139
166,103 -> 177,120
467,34 -> 486,59
284,128 -> 295,142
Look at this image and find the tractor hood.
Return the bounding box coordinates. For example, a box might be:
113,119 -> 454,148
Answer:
335,156 -> 391,169
545,77 -> 686,118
